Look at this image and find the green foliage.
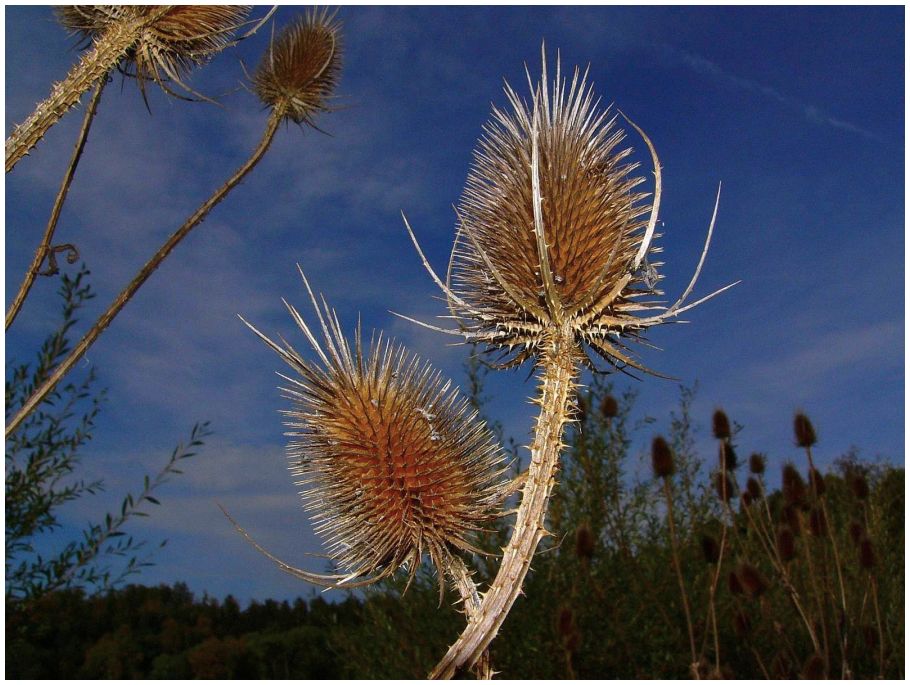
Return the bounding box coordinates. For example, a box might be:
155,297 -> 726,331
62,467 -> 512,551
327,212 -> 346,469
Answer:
5,266 -> 210,603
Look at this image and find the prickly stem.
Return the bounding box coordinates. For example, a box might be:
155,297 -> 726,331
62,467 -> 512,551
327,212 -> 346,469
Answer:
430,325 -> 577,679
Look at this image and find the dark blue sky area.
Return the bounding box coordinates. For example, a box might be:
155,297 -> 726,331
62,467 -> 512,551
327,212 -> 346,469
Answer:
5,6 -> 904,604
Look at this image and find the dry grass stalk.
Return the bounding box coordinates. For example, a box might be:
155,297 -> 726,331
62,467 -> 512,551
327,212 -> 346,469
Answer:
6,6 -> 255,173
6,12 -> 342,439
400,45 -> 732,678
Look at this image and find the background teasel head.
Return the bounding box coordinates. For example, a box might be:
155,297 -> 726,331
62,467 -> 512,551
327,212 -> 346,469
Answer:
406,46 -> 734,374
57,5 -> 256,99
252,8 -> 342,125
241,269 -> 509,591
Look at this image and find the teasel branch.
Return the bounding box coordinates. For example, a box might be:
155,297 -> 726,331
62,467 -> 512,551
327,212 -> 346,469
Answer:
6,12 -> 342,439
5,6 -> 268,173
6,77 -> 108,330
399,45 -> 735,678
225,268 -> 509,624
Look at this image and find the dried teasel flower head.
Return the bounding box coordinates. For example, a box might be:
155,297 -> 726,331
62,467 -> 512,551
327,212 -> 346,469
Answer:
849,470 -> 870,500
808,507 -> 827,537
748,452 -> 766,475
808,467 -> 826,496
57,6 -> 256,100
719,441 -> 738,471
714,471 -> 734,502
712,409 -> 731,440
700,534 -> 720,564
776,525 -> 796,562
793,411 -> 817,448
801,654 -> 826,679
651,435 -> 675,479
735,563 -> 769,599
239,268 -> 509,593
858,537 -> 876,569
402,46 -> 735,374
600,393 -> 619,419
782,463 -> 807,507
252,9 -> 342,125
575,522 -> 595,561
745,476 -> 761,501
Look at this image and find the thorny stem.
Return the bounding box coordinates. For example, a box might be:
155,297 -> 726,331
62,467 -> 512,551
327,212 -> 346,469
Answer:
662,478 -> 698,675
446,556 -> 493,679
7,76 -> 108,330
6,107 -> 285,438
430,326 -> 577,679
5,9 -> 169,173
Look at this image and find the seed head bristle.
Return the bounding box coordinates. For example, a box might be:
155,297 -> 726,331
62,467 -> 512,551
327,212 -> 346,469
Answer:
57,5 -> 253,99
246,280 -> 508,590
651,436 -> 675,479
252,9 -> 342,125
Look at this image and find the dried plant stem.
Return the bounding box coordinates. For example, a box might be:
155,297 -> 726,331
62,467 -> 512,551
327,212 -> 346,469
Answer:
5,10 -> 167,173
430,327 -> 577,679
662,478 -> 698,674
7,76 -> 107,330
703,525 -> 727,672
870,574 -> 885,677
447,557 -> 493,680
6,107 -> 285,439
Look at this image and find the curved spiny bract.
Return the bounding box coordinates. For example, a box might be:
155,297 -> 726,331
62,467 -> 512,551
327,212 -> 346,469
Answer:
241,273 -> 509,594
252,8 -> 342,126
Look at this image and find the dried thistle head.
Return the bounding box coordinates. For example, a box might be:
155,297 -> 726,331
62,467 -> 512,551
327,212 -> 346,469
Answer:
252,9 -> 341,125
793,411 -> 817,448
403,46 -> 734,375
242,269 -> 508,591
651,435 -> 675,479
57,6 -> 254,99
712,409 -> 731,440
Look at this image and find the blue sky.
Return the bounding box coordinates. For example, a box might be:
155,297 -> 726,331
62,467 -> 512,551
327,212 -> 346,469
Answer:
5,6 -> 904,604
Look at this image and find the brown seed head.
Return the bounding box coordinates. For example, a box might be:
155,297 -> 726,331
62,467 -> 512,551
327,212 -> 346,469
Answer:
782,504 -> 801,536
701,534 -> 720,564
252,9 -> 342,125
575,523 -> 595,561
443,47 -> 726,374
245,278 -> 508,588
793,411 -> 817,448
58,6 -> 253,98
748,452 -> 766,475
782,463 -> 806,507
556,606 -> 575,639
714,471 -> 734,502
808,507 -> 827,537
849,471 -> 870,500
776,525 -> 796,562
735,563 -> 769,599
719,441 -> 738,471
808,467 -> 825,496
712,409 -> 731,440
651,436 -> 675,479
600,394 -> 619,419
745,476 -> 761,501
859,537 -> 876,569
801,653 -> 826,680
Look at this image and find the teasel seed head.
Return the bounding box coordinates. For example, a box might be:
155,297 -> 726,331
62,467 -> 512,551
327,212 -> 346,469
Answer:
808,467 -> 825,496
808,507 -> 827,537
735,563 -> 769,599
748,452 -> 766,475
782,463 -> 807,507
714,471 -> 734,502
600,393 -> 619,419
745,476 -> 761,501
801,653 -> 826,679
849,470 -> 870,500
405,46 -> 734,374
701,534 -> 720,564
651,436 -> 675,479
57,5 -> 254,99
575,523 -> 595,561
242,270 -> 509,591
782,504 -> 802,536
556,606 -> 575,639
719,441 -> 738,471
252,9 -> 342,125
793,411 -> 817,448
712,409 -> 731,440
776,525 -> 796,562
858,537 -> 876,569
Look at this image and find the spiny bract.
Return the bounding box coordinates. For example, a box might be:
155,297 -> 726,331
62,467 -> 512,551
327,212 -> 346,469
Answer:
243,270 -> 508,590
251,9 -> 341,125
405,47 -> 732,377
57,5 -> 253,98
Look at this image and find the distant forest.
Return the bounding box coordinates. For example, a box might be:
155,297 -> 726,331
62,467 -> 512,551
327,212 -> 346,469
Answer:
7,375 -> 904,679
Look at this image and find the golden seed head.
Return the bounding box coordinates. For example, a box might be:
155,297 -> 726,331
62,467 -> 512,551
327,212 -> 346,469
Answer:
793,411 -> 817,448
651,436 -> 675,479
248,282 -> 508,587
442,47 -> 724,375
712,409 -> 731,440
58,6 -> 253,97
252,9 -> 341,125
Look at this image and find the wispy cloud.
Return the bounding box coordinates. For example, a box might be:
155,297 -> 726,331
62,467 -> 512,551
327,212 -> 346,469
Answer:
656,43 -> 882,142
